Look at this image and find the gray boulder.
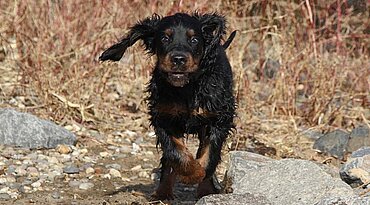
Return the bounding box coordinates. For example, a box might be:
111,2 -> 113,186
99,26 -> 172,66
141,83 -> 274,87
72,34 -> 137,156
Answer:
313,129 -> 350,159
315,196 -> 370,205
196,193 -> 272,205
0,108 -> 76,149
224,151 -> 354,205
346,125 -> 370,153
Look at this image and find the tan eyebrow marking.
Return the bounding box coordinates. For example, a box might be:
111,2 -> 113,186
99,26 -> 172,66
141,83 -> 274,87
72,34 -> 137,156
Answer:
164,28 -> 173,36
186,29 -> 195,37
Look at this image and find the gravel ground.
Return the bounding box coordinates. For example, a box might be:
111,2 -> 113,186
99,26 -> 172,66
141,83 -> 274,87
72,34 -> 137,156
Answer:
0,129 -> 229,205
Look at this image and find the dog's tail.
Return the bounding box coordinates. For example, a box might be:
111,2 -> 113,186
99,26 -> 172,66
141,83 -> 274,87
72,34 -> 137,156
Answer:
222,30 -> 237,50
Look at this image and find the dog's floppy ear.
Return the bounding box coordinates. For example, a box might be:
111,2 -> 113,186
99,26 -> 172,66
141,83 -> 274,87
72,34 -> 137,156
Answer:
193,12 -> 226,54
99,14 -> 160,61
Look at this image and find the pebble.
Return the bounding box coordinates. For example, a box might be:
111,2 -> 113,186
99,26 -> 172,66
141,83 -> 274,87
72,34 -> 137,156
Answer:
138,171 -> 149,178
55,144 -> 72,154
69,180 -> 81,187
0,193 -> 10,200
26,167 -> 39,177
63,165 -> 80,174
79,182 -> 94,190
31,181 -> 42,188
85,167 -> 95,175
106,163 -> 121,170
48,156 -> 59,164
109,169 -> 121,178
131,165 -> 142,171
99,152 -> 109,158
51,191 -> 61,199
132,143 -> 141,153
102,174 -> 111,179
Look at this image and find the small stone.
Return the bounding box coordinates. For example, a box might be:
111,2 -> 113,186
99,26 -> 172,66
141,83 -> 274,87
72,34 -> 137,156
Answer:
131,143 -> 140,153
138,171 -> 149,178
106,164 -> 121,170
51,191 -> 61,199
0,186 -> 9,193
26,167 -> 39,177
47,171 -> 59,181
80,148 -> 88,154
147,132 -> 156,138
71,150 -> 80,157
56,144 -> 73,154
123,130 -> 137,137
119,145 -> 131,153
23,159 -> 34,165
6,177 -> 16,183
60,154 -> 72,163
109,169 -> 121,178
31,181 -> 41,188
131,165 -> 142,171
151,173 -> 159,181
63,165 -> 79,174
79,182 -> 94,190
69,180 -> 81,187
85,167 -> 95,175
99,152 -> 109,158
9,182 -> 21,190
0,193 -> 10,200
94,167 -> 103,175
102,174 -> 111,179
48,156 -> 59,164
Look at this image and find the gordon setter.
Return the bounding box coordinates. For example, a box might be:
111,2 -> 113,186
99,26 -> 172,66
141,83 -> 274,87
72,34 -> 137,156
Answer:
100,12 -> 236,200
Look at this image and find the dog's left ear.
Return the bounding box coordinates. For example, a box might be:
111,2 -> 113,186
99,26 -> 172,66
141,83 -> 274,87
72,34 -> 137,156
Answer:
193,12 -> 226,53
99,14 -> 161,61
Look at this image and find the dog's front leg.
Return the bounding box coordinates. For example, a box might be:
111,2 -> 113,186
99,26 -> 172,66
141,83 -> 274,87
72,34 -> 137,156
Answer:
196,126 -> 228,198
152,128 -> 205,200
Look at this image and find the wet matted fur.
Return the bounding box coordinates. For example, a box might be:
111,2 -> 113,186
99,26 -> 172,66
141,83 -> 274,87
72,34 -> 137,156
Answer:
100,12 -> 236,200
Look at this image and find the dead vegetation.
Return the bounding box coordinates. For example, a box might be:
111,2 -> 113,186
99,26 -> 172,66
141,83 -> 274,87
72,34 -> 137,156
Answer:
0,0 -> 369,161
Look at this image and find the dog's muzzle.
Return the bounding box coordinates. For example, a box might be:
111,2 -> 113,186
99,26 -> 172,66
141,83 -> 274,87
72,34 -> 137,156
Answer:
166,51 -> 192,87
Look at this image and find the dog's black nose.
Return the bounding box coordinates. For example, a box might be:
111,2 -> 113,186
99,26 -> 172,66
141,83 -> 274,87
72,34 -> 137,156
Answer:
171,53 -> 187,66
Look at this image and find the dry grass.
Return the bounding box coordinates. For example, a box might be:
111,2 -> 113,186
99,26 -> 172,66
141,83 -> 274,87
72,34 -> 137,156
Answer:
0,0 -> 369,160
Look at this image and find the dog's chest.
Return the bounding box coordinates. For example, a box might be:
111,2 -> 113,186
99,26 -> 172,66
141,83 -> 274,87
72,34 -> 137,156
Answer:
155,103 -> 214,119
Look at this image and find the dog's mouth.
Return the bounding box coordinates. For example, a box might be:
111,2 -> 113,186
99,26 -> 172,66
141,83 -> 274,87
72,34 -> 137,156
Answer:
167,72 -> 189,87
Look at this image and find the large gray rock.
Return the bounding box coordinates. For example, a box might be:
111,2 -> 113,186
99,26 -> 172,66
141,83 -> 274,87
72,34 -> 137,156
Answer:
196,193 -> 272,205
315,196 -> 370,205
0,108 -> 76,149
224,151 -> 274,192
340,147 -> 370,188
225,151 -> 354,205
313,129 -> 350,159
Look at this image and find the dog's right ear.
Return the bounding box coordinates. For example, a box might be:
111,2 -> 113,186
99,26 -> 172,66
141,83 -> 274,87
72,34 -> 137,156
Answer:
99,14 -> 161,61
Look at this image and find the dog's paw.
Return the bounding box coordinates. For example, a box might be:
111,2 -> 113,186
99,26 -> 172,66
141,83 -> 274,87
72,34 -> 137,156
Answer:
150,190 -> 174,201
178,160 -> 206,184
197,175 -> 221,198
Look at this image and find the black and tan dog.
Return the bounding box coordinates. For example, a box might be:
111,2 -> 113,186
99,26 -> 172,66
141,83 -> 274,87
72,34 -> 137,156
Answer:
100,12 -> 236,200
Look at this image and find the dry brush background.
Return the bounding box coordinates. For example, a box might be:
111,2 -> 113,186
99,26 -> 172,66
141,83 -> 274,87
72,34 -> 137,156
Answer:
0,0 -> 369,163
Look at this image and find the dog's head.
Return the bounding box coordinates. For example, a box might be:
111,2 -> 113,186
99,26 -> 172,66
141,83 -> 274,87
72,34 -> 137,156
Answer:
100,13 -> 227,87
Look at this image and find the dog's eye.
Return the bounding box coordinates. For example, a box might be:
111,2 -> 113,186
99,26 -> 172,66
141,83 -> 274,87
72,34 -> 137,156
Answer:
189,37 -> 199,45
161,36 -> 170,43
